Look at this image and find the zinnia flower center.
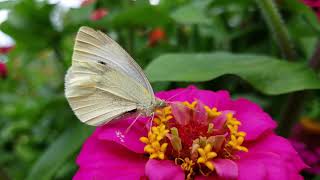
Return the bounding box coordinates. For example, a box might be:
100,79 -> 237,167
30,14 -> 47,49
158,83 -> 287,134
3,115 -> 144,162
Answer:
140,101 -> 248,179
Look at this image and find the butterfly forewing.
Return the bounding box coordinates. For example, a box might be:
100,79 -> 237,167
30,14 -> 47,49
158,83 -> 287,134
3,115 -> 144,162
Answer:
65,27 -> 156,126
74,26 -> 155,98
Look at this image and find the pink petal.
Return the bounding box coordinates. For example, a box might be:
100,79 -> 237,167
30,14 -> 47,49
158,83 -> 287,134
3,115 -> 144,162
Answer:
97,118 -> 148,153
156,85 -> 198,102
213,110 -> 234,129
156,85 -> 231,110
212,159 -> 238,179
145,159 -> 185,180
74,131 -> 146,179
236,154 -> 267,180
244,133 -> 307,173
171,102 -> 191,125
230,98 -> 277,140
193,101 -> 208,125
236,152 -> 289,180
74,167 -> 147,180
195,176 -> 218,180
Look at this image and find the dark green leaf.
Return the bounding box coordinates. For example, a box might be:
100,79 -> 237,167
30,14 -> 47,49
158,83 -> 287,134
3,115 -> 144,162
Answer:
26,123 -> 93,180
145,53 -> 320,95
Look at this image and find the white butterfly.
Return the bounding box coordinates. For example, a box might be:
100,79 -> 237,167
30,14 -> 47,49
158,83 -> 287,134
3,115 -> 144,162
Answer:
65,26 -> 165,126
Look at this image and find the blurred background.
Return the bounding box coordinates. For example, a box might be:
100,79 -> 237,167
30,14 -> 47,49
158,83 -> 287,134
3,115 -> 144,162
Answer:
0,0 -> 320,179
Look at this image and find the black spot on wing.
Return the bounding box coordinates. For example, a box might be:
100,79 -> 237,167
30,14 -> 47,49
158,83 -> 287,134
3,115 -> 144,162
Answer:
98,61 -> 106,65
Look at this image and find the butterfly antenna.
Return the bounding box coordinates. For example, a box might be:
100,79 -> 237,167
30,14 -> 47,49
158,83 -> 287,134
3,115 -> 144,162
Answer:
125,113 -> 142,134
165,88 -> 190,103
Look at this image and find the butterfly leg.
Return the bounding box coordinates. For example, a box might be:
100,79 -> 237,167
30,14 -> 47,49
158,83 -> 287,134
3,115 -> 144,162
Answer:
148,112 -> 155,131
125,113 -> 142,134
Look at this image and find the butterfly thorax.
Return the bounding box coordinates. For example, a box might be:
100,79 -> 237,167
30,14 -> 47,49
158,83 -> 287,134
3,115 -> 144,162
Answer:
137,98 -> 166,116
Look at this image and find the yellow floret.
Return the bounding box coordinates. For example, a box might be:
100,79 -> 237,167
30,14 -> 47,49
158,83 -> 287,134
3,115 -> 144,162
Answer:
196,144 -> 217,171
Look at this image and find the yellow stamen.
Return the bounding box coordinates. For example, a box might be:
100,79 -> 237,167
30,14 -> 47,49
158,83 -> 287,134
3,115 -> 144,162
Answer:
183,101 -> 197,109
140,123 -> 169,159
226,113 -> 241,126
154,106 -> 173,125
204,106 -> 222,119
197,144 -> 217,171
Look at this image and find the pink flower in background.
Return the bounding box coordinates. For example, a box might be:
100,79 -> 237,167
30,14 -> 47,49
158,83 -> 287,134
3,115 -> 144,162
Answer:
0,46 -> 14,54
0,44 -> 13,79
81,0 -> 96,6
302,0 -> 320,19
74,86 -> 306,180
90,8 -> 108,21
290,117 -> 320,174
303,0 -> 320,7
0,62 -> 7,79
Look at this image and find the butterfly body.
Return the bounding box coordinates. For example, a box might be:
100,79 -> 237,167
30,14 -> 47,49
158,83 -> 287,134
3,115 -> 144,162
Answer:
65,26 -> 165,126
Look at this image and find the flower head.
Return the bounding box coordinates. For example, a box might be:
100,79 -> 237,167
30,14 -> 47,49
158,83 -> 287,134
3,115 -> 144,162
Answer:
0,62 -> 7,79
74,86 -> 306,180
90,8 -> 108,21
290,117 -> 320,174
148,28 -> 165,47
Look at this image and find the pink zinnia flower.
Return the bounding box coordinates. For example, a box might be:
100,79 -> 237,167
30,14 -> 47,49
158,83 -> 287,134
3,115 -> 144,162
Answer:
81,0 -> 96,7
0,62 -> 7,79
0,46 -> 14,54
90,8 -> 108,21
290,117 -> 320,174
74,86 -> 306,180
302,0 -> 320,19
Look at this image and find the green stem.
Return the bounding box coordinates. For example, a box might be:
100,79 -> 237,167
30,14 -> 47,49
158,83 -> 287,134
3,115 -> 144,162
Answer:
309,40 -> 320,72
255,0 -> 304,136
53,45 -> 68,73
255,0 -> 297,60
278,41 -> 320,136
190,24 -> 199,52
127,29 -> 135,56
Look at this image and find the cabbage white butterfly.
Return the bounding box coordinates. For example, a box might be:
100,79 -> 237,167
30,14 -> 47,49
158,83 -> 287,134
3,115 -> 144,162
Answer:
65,26 -> 165,126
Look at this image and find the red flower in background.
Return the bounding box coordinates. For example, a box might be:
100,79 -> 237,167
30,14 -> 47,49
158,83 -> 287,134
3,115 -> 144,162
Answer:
0,62 -> 7,79
302,0 -> 320,19
90,8 -> 108,21
148,28 -> 165,47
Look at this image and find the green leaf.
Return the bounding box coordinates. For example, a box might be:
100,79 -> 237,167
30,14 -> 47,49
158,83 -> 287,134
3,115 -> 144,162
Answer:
171,1 -> 211,25
26,123 -> 93,180
0,0 -> 56,52
0,0 -> 18,9
313,176 -> 320,180
285,0 -> 320,35
145,52 -> 320,95
110,5 -> 172,28
64,4 -> 95,26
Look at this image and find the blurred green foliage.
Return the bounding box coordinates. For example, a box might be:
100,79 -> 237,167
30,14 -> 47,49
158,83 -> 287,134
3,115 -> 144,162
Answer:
0,0 -> 319,179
